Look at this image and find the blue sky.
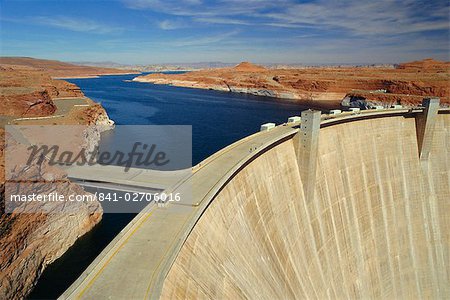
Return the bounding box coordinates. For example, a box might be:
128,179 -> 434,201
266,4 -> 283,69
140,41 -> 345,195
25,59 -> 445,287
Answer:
1,0 -> 449,64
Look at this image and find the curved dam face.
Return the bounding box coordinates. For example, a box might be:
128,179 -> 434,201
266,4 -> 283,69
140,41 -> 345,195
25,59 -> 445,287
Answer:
161,114 -> 449,299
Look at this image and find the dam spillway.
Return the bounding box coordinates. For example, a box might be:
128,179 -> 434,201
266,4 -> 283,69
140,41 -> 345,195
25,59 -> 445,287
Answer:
63,102 -> 449,299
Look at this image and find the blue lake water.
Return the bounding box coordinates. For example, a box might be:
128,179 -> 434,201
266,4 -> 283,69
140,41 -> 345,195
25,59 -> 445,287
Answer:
28,73 -> 339,299
68,73 -> 336,164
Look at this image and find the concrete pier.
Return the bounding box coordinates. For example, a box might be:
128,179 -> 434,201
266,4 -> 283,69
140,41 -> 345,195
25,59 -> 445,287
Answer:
416,97 -> 440,160
298,109 -> 321,201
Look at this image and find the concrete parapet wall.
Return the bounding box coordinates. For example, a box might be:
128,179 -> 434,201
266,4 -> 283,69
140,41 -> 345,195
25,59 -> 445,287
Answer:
161,114 -> 449,299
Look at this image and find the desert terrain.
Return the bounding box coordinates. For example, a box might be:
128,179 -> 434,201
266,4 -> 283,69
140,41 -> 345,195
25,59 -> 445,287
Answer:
134,59 -> 450,108
0,63 -> 114,123
0,57 -> 139,78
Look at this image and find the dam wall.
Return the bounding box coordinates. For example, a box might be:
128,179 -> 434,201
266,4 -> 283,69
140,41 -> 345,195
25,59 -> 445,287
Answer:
161,114 -> 449,299
61,106 -> 449,300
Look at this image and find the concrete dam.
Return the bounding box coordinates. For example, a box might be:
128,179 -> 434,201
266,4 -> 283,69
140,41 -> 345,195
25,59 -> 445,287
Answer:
63,99 -> 449,299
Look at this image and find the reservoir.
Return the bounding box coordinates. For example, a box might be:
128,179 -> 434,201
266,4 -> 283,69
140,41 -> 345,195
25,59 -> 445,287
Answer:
29,73 -> 338,299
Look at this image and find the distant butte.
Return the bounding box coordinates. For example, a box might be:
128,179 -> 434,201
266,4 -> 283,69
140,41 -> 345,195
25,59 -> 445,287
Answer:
233,62 -> 267,72
397,58 -> 450,71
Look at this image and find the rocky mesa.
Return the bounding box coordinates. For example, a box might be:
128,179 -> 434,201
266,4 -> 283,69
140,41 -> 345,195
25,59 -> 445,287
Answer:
133,59 -> 450,108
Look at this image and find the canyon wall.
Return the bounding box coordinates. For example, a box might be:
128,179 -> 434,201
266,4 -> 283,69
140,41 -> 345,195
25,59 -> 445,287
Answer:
0,123 -> 109,299
161,114 -> 449,299
0,63 -> 114,299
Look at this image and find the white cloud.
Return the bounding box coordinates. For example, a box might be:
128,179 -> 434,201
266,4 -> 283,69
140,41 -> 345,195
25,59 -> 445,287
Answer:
33,16 -> 122,34
263,0 -> 449,36
157,19 -> 186,30
194,17 -> 252,26
123,0 -> 276,17
123,0 -> 449,35
170,30 -> 240,46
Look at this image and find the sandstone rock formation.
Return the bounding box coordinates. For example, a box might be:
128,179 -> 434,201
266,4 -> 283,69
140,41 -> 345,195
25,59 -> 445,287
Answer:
133,59 -> 450,108
0,64 -> 114,299
0,65 -> 82,117
0,133 -> 102,299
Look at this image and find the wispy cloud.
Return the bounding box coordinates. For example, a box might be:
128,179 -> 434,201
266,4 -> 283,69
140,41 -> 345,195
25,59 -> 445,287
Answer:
170,30 -> 240,47
157,19 -> 186,30
194,17 -> 252,26
263,0 -> 449,35
123,0 -> 276,17
123,0 -> 449,35
33,16 -> 122,34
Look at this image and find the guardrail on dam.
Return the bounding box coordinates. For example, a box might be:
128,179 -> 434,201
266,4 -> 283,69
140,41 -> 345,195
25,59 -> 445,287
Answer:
62,98 -> 449,299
